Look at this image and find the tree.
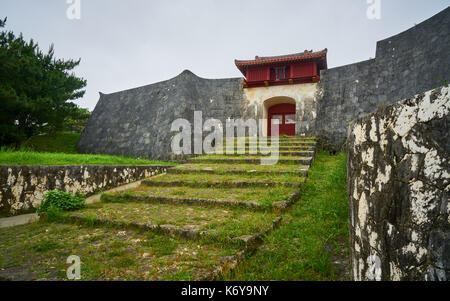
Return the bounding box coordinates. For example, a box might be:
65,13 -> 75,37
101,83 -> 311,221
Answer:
0,17 -> 87,146
62,106 -> 91,133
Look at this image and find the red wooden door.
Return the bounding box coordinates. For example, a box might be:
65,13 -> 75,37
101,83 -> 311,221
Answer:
268,104 -> 296,136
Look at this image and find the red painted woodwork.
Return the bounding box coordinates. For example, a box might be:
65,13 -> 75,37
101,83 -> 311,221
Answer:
268,104 -> 296,137
291,62 -> 316,78
247,67 -> 268,81
235,49 -> 328,88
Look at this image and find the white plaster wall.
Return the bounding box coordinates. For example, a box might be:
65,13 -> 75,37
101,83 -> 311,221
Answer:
243,83 -> 319,136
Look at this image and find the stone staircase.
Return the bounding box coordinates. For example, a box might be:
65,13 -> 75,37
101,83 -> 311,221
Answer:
52,136 -> 317,280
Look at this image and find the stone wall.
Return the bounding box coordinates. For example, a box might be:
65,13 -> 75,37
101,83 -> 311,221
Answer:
77,71 -> 246,160
347,86 -> 449,281
316,7 -> 450,149
0,165 -> 170,216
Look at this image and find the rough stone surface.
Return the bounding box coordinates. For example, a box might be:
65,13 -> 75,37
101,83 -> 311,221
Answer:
0,165 -> 169,215
77,71 -> 246,160
317,7 -> 450,149
78,7 -> 450,157
347,86 -> 449,281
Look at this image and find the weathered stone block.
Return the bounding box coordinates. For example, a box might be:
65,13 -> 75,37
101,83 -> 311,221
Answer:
0,165 -> 170,216
347,86 -> 449,281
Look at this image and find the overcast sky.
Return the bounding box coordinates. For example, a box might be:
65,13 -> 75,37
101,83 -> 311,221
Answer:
1,0 -> 449,111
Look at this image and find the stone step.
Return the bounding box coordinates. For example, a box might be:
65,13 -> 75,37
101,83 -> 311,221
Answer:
57,201 -> 282,244
146,171 -> 304,185
226,141 -> 317,146
126,184 -> 299,206
223,137 -> 316,143
222,145 -> 315,151
260,146 -> 315,151
141,179 -> 302,189
149,173 -> 303,186
0,216 -> 247,281
189,156 -> 313,166
101,191 -> 300,211
168,168 -> 309,177
168,163 -> 309,176
223,151 -> 315,157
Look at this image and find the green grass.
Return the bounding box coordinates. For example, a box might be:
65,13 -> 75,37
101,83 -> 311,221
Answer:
0,222 -> 239,280
148,172 -> 304,184
0,137 -> 352,281
21,132 -> 81,154
0,132 -> 176,166
58,200 -> 279,243
128,184 -> 297,205
173,163 -> 308,174
221,151 -> 349,281
0,149 -> 177,166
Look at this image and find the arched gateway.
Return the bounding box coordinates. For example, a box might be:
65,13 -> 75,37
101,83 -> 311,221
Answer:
268,103 -> 296,136
263,96 -> 297,137
235,49 -> 328,137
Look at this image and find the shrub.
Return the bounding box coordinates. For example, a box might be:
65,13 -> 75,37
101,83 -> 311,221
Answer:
37,190 -> 86,216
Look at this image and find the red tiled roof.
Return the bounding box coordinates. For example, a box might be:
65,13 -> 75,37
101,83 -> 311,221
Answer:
235,49 -> 328,73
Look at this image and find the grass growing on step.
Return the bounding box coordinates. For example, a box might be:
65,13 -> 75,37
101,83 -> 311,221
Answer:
60,201 -> 279,242
148,172 -> 304,184
222,137 -> 316,142
0,220 -> 240,280
174,163 -> 308,174
221,151 -> 349,281
0,148 -> 177,166
129,185 -> 297,205
192,154 -> 311,160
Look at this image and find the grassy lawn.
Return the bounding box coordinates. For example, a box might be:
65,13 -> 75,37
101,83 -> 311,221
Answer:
0,149 -> 177,166
221,151 -> 349,281
21,132 -> 82,154
0,132 -> 176,166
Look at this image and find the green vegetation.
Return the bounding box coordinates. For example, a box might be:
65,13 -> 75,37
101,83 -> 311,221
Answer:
189,155 -> 312,165
0,222 -> 239,280
221,151 -> 349,280
107,184 -> 296,206
1,132 -> 176,166
62,107 -> 91,133
57,200 -> 278,244
0,137 -> 350,281
435,76 -> 449,87
36,190 -> 86,216
0,148 -> 177,166
148,172 -> 304,184
174,163 -> 307,174
21,132 -> 81,153
0,18 -> 87,147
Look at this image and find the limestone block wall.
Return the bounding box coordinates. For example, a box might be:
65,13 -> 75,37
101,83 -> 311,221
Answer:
347,86 -> 449,281
0,165 -> 170,216
77,70 -> 246,160
316,7 -> 450,149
